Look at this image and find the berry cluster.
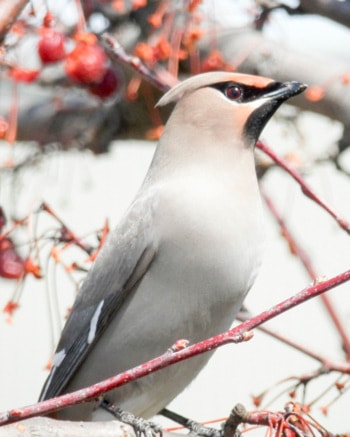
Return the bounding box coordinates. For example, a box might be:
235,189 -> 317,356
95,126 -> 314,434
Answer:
12,13 -> 121,100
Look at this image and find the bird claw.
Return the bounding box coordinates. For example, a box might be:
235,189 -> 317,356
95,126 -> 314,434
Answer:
100,400 -> 162,437
186,420 -> 223,437
187,421 -> 242,437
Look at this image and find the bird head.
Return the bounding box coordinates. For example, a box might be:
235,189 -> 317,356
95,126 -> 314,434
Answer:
157,72 -> 306,147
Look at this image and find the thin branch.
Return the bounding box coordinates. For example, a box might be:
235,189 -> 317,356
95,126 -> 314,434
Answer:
319,294 -> 350,360
236,311 -> 347,371
262,192 -> 350,357
222,403 -> 333,437
101,33 -> 174,92
262,192 -> 317,278
257,141 -> 350,234
40,202 -> 94,256
0,0 -> 28,42
1,266 -> 350,425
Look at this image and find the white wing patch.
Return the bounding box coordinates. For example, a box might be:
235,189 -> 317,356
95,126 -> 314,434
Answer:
87,300 -> 104,344
52,348 -> 66,367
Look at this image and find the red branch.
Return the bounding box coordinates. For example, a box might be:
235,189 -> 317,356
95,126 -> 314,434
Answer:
238,405 -> 333,437
262,192 -> 317,277
101,33 -> 174,93
256,141 -> 350,234
1,267 -> 350,425
40,202 -> 94,255
236,311 -> 348,369
262,191 -> 350,358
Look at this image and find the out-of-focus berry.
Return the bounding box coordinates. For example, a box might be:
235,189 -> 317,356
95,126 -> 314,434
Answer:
65,42 -> 108,84
9,67 -> 39,83
88,67 -> 120,99
0,238 -> 25,280
38,29 -> 66,64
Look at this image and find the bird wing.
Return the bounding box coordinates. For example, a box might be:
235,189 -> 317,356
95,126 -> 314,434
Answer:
39,191 -> 158,401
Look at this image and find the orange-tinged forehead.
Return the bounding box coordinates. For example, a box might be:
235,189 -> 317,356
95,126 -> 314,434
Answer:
217,72 -> 274,88
157,71 -> 276,107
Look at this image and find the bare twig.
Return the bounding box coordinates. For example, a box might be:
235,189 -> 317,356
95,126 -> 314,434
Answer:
257,141 -> 350,234
262,192 -> 350,357
101,33 -> 174,92
237,311 -> 348,372
40,202 -> 94,255
0,0 -> 28,42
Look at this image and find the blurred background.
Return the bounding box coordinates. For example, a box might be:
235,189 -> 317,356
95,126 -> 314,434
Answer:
0,0 -> 350,434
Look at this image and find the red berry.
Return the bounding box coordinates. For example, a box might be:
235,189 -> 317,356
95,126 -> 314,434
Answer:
88,67 -> 120,99
0,238 -> 25,280
38,29 -> 66,64
3,300 -> 19,316
65,43 -> 108,84
9,67 -> 39,83
43,11 -> 55,28
24,257 -> 42,278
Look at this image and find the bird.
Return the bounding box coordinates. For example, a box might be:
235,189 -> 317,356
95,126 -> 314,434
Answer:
39,71 -> 306,421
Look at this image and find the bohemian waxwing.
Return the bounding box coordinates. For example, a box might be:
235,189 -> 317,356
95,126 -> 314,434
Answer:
39,71 -> 306,420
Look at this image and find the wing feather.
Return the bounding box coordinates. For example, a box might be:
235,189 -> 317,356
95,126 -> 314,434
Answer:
39,191 -> 158,401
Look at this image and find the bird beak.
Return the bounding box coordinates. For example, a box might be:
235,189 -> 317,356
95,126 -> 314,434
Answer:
264,81 -> 307,102
243,80 -> 307,143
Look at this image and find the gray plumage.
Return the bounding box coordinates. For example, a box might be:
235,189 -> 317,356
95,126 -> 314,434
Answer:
39,71 -> 306,420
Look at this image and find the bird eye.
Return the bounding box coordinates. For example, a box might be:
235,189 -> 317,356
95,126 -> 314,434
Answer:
225,85 -> 242,101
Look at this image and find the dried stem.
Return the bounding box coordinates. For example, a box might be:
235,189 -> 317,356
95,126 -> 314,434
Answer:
1,267 -> 350,425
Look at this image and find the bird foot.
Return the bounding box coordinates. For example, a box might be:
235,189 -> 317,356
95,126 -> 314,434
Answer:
186,420 -> 223,437
100,399 -> 162,437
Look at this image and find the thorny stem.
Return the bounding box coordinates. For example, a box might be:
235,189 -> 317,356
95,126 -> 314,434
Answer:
1,267 -> 350,425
